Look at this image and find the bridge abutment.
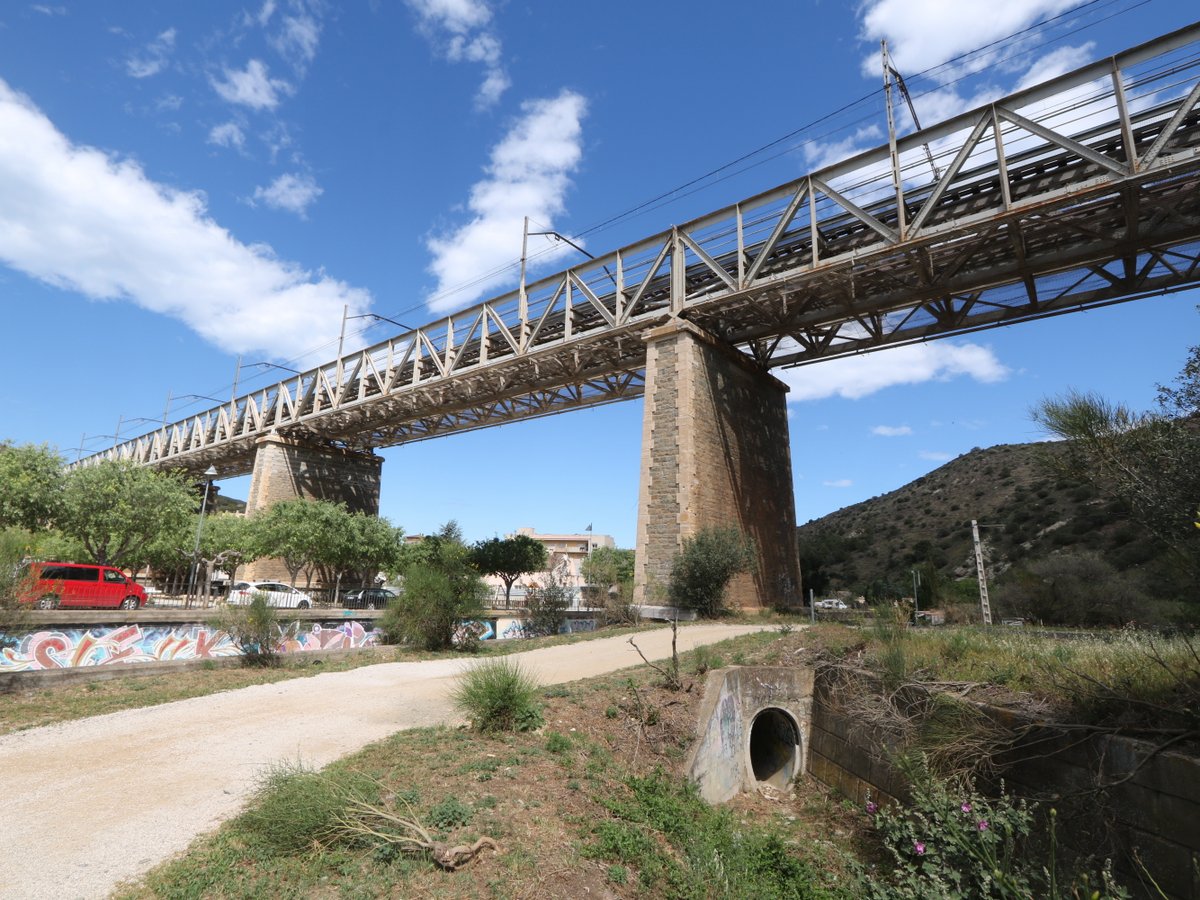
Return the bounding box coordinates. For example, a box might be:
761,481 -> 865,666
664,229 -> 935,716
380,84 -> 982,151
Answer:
634,321 -> 801,610
240,435 -> 383,584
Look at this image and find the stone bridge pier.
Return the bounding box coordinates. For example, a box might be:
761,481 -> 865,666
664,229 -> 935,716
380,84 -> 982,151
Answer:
634,321 -> 801,610
240,434 -> 383,583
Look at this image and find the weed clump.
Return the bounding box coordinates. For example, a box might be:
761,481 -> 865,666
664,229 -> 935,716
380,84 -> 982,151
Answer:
238,760 -> 377,852
452,657 -> 544,733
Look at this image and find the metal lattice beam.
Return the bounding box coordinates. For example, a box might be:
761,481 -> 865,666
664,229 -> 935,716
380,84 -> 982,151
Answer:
81,24 -> 1200,478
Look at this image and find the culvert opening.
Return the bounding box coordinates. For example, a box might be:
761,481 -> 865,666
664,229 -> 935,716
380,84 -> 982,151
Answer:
749,707 -> 799,789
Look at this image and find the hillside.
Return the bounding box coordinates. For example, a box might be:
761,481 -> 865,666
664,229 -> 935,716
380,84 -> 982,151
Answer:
794,440 -> 1166,602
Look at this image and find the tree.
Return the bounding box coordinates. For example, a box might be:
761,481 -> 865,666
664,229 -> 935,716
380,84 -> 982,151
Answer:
796,528 -> 849,598
1032,388 -> 1200,583
197,512 -> 261,595
993,552 -> 1145,626
58,460 -> 193,569
581,545 -> 636,623
580,546 -> 635,597
319,512 -> 404,599
471,535 -> 548,608
382,521 -> 486,651
249,498 -> 346,588
0,441 -> 63,531
667,526 -> 756,617
523,554 -> 573,636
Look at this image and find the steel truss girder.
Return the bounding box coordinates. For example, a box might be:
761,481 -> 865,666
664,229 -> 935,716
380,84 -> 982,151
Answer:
82,24 -> 1200,477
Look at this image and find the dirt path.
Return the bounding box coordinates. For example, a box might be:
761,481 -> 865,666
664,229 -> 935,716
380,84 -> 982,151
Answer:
0,624 -> 765,900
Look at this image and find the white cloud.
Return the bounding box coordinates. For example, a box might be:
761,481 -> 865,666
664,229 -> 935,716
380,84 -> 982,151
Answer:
207,121 -> 245,150
872,425 -> 913,437
406,0 -> 509,109
126,28 -> 177,79
254,0 -> 278,27
803,124 -> 882,172
0,79 -> 369,358
252,172 -> 323,217
823,479 -> 854,488
211,59 -> 291,110
778,341 -> 1010,402
858,0 -> 1088,81
270,10 -> 321,74
920,450 -> 954,461
31,5 -> 66,16
424,90 -> 588,313
1014,42 -> 1095,90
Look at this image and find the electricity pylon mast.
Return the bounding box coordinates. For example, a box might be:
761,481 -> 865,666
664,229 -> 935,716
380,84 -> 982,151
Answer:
971,519 -> 993,625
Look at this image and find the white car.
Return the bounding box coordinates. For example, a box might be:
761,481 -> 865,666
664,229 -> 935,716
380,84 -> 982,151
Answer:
815,598 -> 848,610
227,581 -> 312,609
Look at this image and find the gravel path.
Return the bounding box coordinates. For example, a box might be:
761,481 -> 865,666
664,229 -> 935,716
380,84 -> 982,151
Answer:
0,623 -> 765,900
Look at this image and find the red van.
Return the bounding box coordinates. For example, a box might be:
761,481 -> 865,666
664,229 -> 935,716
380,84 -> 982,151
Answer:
22,562 -> 147,610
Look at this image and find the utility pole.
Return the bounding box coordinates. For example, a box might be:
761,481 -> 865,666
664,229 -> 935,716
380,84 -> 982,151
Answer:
971,519 -> 993,625
911,567 -> 921,623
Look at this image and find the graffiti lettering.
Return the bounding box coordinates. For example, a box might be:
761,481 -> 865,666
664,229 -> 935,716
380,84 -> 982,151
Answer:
0,620 -> 382,671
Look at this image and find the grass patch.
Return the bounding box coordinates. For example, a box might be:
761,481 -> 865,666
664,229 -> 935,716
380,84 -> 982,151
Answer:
0,651 -> 396,735
584,769 -> 848,898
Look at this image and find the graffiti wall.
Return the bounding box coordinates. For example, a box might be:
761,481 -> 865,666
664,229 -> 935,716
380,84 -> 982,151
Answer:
489,616 -> 598,641
0,620 -> 382,671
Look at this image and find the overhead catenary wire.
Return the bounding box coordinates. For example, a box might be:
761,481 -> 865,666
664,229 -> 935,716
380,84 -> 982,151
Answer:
157,0 -> 1166,422
335,0 -> 1160,347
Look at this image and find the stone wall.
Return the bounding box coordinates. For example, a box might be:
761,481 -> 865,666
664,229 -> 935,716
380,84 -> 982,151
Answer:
809,677 -> 1200,899
241,434 -> 383,582
634,321 -> 800,609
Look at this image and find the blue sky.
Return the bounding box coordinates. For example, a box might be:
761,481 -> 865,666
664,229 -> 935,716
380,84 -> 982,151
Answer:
1,0 -> 1197,548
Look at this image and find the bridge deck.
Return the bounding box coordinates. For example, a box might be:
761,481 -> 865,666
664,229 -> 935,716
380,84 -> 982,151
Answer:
84,23 -> 1200,477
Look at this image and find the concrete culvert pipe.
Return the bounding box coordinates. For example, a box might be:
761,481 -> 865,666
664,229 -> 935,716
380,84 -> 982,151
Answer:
749,707 -> 800,789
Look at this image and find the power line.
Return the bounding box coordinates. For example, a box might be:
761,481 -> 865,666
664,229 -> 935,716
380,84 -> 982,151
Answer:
193,0 -> 1161,391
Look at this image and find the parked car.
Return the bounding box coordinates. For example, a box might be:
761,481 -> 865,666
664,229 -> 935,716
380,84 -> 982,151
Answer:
21,562 -> 147,610
815,598 -> 848,610
343,587 -> 397,610
227,581 -> 312,609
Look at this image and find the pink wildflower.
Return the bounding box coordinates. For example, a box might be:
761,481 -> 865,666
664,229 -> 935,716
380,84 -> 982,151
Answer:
978,820 -> 989,832
914,841 -> 926,856
961,802 -> 972,813
866,801 -> 878,814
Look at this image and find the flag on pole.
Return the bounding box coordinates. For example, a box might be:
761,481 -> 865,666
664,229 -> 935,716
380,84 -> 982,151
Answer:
585,523 -> 592,532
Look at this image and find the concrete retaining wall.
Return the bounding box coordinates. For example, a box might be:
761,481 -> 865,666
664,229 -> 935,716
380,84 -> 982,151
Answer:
810,675 -> 1200,900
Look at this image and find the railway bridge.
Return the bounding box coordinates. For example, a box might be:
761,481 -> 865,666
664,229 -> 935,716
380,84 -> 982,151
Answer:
80,25 -> 1200,606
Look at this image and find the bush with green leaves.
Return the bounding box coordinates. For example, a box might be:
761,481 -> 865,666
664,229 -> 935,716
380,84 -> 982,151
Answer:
524,564 -> 572,637
452,657 -> 544,733
381,522 -> 487,651
212,593 -> 285,667
858,764 -> 1128,900
667,526 -> 755,617
581,546 -> 637,623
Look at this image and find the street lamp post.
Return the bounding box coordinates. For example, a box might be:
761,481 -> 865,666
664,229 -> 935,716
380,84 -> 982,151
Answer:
186,466 -> 219,608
